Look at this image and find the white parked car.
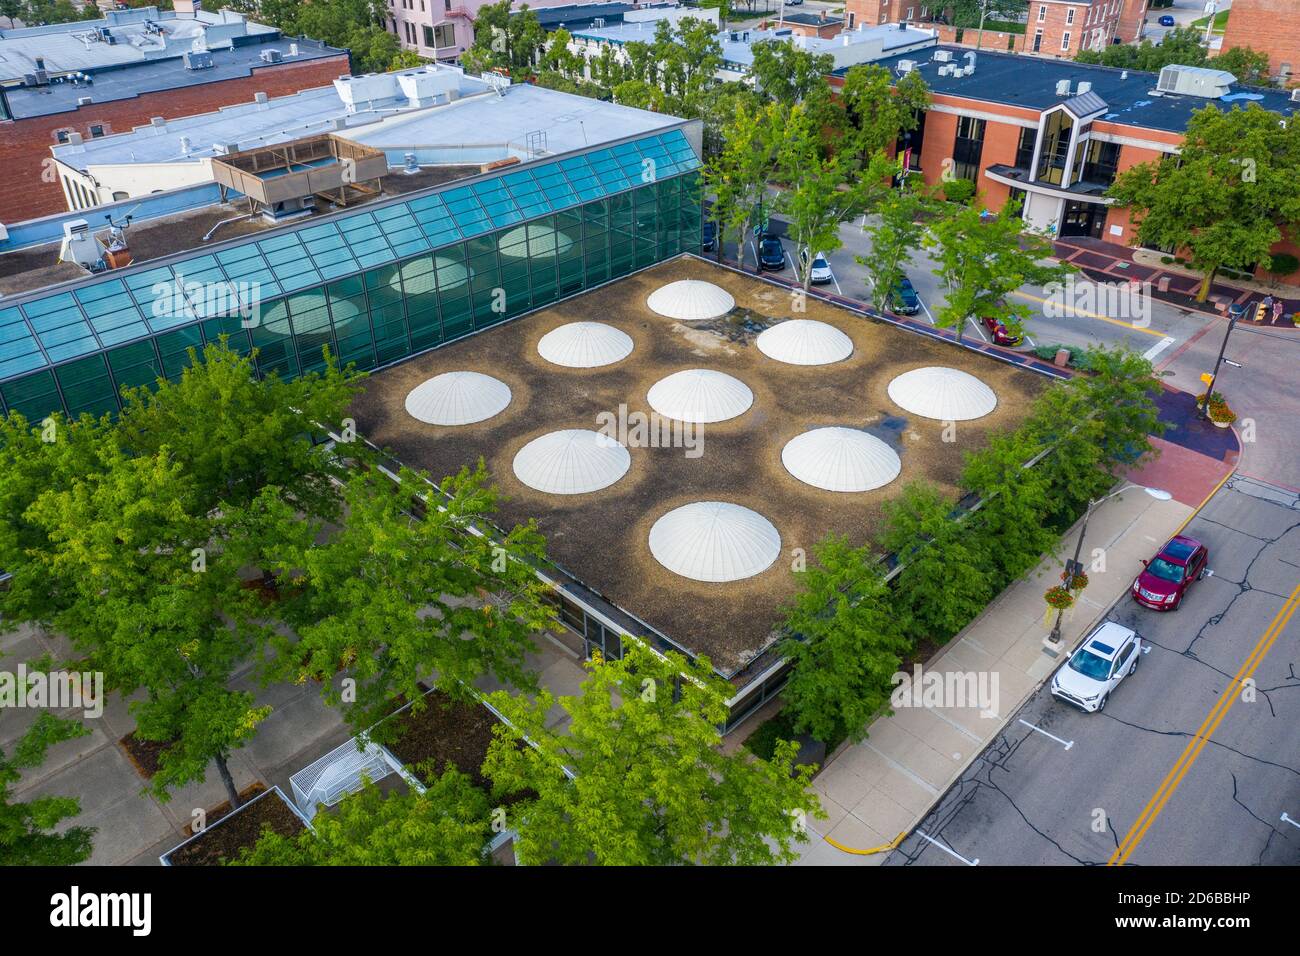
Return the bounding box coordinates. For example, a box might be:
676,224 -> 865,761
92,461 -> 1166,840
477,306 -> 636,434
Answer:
798,248 -> 834,285
1050,621 -> 1141,713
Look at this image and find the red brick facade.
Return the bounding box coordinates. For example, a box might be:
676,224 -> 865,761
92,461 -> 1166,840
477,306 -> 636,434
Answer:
0,54 -> 350,225
1115,0 -> 1149,45
1220,0 -> 1300,83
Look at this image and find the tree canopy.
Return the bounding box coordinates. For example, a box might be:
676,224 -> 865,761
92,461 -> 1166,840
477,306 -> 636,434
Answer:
0,714 -> 95,866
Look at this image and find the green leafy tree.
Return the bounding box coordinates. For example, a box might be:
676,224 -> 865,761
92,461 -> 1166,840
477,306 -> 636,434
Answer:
705,99 -> 782,270
0,714 -> 94,865
1,0 -> 23,28
259,464 -> 555,737
881,482 -> 993,643
1075,26 -> 1207,71
612,79 -> 666,112
747,39 -> 835,106
839,63 -> 931,162
1214,46 -> 1274,86
858,183 -> 933,311
232,771 -> 490,865
483,642 -> 823,865
776,106 -> 895,289
1108,103 -> 1300,300
925,196 -> 1073,343
778,536 -> 909,744
961,427 -> 1060,585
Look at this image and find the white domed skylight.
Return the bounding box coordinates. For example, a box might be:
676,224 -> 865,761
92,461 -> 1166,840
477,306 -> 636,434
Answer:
404,371 -> 512,426
648,501 -> 781,583
887,366 -> 997,421
646,369 -> 753,424
781,427 -> 901,493
512,429 -> 631,495
645,280 -> 736,321
537,322 -> 634,368
756,319 -> 853,366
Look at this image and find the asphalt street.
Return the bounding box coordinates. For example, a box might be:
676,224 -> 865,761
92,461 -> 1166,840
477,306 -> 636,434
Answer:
884,474 -> 1300,866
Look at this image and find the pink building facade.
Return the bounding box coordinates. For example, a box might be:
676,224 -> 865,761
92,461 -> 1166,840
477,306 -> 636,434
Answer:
385,0 -> 588,61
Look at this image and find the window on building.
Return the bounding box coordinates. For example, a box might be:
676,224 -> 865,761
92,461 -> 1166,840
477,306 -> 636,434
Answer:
1078,139 -> 1121,186
896,109 -> 927,171
1061,31 -> 1071,50
55,129 -> 72,144
1037,4 -> 1046,22
423,24 -> 434,46
1015,126 -> 1037,169
1033,30 -> 1043,52
88,124 -> 105,138
952,115 -> 986,183
111,191 -> 128,201
434,23 -> 455,48
1036,108 -> 1074,185
1066,7 -> 1075,25
848,11 -> 855,28
445,0 -> 452,8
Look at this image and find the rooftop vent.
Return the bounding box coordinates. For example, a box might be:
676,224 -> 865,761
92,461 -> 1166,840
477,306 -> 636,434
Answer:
1056,78 -> 1072,96
260,48 -> 283,64
933,49 -> 953,62
897,59 -> 917,74
1077,80 -> 1092,95
1156,64 -> 1235,98
1291,87 -> 1300,103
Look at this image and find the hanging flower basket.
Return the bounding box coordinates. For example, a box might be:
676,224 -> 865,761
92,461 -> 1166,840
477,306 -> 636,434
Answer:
1063,569 -> 1089,591
1044,585 -> 1075,610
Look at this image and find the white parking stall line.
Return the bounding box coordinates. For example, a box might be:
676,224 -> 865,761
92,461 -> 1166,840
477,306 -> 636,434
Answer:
968,316 -> 989,342
914,831 -> 979,866
1142,336 -> 1177,362
918,296 -> 936,325
830,271 -> 843,296
1024,332 -> 1037,347
1018,719 -> 1074,751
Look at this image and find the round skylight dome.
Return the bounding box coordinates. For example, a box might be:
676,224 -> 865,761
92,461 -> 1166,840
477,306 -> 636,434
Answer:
404,371 -> 512,426
537,322 -> 634,368
512,429 -> 631,495
645,280 -> 736,321
648,501 -> 782,583
756,319 -> 853,366
887,366 -> 998,421
498,224 -> 575,259
646,369 -> 753,424
781,427 -> 901,493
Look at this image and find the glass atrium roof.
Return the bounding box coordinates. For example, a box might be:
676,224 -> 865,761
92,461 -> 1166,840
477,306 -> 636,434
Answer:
0,129 -> 699,384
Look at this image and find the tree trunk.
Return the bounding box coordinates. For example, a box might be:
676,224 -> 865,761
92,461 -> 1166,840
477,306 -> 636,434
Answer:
214,753 -> 242,810
1196,267 -> 1216,303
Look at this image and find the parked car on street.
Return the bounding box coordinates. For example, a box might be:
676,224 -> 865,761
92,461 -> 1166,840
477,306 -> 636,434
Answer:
981,315 -> 1023,346
1050,621 -> 1142,713
798,248 -> 834,285
887,276 -> 921,315
1132,535 -> 1209,611
1158,14 -> 1176,26
756,232 -> 786,271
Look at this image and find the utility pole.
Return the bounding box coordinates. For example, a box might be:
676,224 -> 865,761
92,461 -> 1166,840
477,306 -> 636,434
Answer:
1203,0 -> 1218,44
976,0 -> 988,51
1199,302 -> 1245,420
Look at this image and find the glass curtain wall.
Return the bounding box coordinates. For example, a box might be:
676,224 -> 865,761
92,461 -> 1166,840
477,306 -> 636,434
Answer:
0,165 -> 700,423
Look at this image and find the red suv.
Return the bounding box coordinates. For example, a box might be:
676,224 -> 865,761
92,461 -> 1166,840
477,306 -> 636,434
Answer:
981,316 -> 1022,346
1132,535 -> 1208,611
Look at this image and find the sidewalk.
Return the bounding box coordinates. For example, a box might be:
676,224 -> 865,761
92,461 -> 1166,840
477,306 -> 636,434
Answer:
792,415 -> 1239,864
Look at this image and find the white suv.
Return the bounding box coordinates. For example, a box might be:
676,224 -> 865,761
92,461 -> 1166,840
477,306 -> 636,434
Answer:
1050,621 -> 1141,713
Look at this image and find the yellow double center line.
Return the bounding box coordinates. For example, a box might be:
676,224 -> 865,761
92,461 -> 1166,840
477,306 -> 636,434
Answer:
1108,583 -> 1300,865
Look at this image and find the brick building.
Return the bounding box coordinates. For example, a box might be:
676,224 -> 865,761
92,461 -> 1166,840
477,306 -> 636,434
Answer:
843,1 -> 1147,57
1220,0 -> 1299,84
829,48 -> 1300,284
0,7 -> 348,225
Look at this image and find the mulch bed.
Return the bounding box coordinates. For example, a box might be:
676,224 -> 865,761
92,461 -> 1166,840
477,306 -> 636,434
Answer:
385,689 -> 499,791
182,783 -> 267,837
118,732 -> 176,779
349,256 -> 1048,677
168,788 -> 304,866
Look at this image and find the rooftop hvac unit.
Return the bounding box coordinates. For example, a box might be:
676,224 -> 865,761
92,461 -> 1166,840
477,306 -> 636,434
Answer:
260,48 -> 283,64
933,49 -> 953,62
1156,64 -> 1235,98
1056,79 -> 1072,96
1291,87 -> 1300,103
184,50 -> 214,70
1077,80 -> 1092,95
402,152 -> 420,175
938,63 -> 954,76
593,17 -> 605,27
897,59 -> 917,74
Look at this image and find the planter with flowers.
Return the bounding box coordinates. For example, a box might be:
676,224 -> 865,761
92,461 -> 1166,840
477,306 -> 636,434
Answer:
1208,401 -> 1236,428
1195,390 -> 1224,411
1044,585 -> 1075,610
1062,569 -> 1089,592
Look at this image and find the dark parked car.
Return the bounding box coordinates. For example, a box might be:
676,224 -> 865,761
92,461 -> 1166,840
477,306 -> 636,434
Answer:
1132,535 -> 1209,611
756,232 -> 786,271
1158,14 -> 1176,26
702,219 -> 717,252
981,316 -> 1023,346
887,276 -> 921,315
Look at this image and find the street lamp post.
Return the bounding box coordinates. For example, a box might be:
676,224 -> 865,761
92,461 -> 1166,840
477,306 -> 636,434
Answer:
1199,302 -> 1244,420
1045,485 -> 1172,649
